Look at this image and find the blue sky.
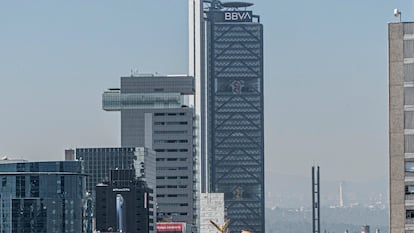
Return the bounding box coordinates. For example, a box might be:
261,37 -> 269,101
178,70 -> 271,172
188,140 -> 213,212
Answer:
0,0 -> 411,182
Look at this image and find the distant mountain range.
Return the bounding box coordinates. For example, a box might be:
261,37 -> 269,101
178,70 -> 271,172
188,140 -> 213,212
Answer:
265,171 -> 387,208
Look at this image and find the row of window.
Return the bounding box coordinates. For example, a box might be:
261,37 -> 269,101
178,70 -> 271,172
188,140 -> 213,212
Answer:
156,194 -> 188,198
156,176 -> 189,180
156,185 -> 188,189
154,140 -> 188,144
154,130 -> 188,134
154,113 -> 186,116
156,158 -> 188,162
154,121 -> 188,125
159,203 -> 189,207
158,212 -> 188,217
157,167 -> 188,171
155,149 -> 188,153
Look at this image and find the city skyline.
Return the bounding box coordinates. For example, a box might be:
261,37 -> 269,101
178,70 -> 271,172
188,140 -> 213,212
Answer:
0,0 -> 406,183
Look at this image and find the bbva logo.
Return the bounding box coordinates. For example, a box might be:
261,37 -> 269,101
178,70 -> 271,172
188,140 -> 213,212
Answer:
224,11 -> 252,21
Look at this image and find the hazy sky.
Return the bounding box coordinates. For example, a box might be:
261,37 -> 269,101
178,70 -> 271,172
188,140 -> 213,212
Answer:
0,0 -> 412,182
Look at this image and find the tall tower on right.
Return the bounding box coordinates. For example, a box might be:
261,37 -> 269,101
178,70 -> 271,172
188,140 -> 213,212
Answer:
205,2 -> 265,233
389,22 -> 414,233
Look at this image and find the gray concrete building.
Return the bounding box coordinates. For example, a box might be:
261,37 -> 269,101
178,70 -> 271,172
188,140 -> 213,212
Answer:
389,22 -> 414,233
103,75 -> 197,227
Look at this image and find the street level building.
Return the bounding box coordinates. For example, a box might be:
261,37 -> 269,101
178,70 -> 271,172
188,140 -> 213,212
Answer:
95,169 -> 155,233
389,22 -> 414,233
0,160 -> 86,233
103,75 -> 197,226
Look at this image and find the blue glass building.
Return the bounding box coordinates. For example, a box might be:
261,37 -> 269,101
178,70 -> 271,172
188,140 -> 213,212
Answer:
0,160 -> 86,233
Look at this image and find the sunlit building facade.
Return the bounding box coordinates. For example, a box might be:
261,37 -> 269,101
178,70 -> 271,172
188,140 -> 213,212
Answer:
389,22 -> 414,233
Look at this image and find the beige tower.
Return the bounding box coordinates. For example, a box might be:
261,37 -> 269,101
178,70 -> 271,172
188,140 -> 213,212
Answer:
389,22 -> 414,233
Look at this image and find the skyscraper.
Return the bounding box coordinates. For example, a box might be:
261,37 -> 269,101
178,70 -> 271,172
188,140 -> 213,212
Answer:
103,75 -> 197,226
389,22 -> 414,233
191,1 -> 265,232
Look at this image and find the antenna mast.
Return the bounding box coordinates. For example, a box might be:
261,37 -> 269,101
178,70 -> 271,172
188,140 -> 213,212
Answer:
312,166 -> 320,233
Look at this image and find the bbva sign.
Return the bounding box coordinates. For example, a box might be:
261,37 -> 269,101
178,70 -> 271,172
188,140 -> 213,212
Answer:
223,11 -> 253,22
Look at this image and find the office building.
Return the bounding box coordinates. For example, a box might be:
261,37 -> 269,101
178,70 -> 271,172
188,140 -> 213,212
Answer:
0,160 -> 86,233
389,22 -> 414,233
67,147 -> 156,198
103,75 -> 197,226
95,169 -> 155,233
190,1 -> 265,232
205,2 -> 265,232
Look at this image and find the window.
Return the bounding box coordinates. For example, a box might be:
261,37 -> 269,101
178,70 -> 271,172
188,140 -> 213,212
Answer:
406,112 -> 414,129
406,185 -> 414,194
408,210 -> 414,219
406,135 -> 414,153
406,162 -> 414,172
405,87 -> 414,105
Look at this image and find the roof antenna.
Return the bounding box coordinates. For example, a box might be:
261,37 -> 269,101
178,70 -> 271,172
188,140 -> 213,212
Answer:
394,8 -> 402,22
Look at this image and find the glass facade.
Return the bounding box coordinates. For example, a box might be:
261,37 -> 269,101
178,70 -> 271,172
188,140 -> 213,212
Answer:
206,9 -> 265,233
74,147 -> 156,198
103,91 -> 184,111
0,161 -> 86,233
